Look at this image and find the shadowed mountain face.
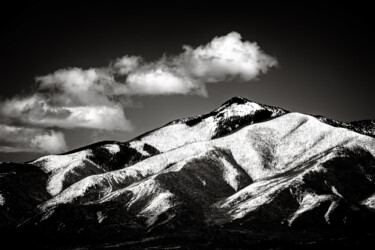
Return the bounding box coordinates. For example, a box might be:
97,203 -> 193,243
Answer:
1,97 -> 375,248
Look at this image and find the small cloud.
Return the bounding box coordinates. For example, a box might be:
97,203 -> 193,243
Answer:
126,67 -> 204,95
0,124 -> 67,154
30,130 -> 67,154
113,55 -> 142,75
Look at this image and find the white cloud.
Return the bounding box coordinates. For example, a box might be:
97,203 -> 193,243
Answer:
30,130 -> 67,154
60,106 -> 132,130
0,95 -> 132,131
0,124 -> 67,154
36,68 -> 117,106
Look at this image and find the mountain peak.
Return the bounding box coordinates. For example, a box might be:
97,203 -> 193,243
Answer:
167,96 -> 286,130
220,96 -> 251,107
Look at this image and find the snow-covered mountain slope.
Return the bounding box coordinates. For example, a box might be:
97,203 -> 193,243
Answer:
2,97 -> 375,247
28,97 -> 287,197
27,97 -> 374,200
20,112 -> 375,239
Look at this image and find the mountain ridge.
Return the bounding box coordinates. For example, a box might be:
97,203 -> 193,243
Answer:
25,96 -> 375,162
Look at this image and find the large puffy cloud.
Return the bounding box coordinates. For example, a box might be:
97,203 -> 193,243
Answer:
0,124 -> 67,154
0,31 -> 277,154
123,31 -> 277,95
181,31 -> 277,82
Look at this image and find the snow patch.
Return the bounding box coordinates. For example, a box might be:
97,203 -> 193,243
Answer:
0,192 -> 5,206
216,102 -> 263,119
331,186 -> 343,198
220,156 -> 242,191
197,176 -> 207,186
288,193 -> 335,226
40,209 -> 55,222
97,211 -> 107,224
139,191 -> 175,226
324,200 -> 340,224
104,144 -> 120,155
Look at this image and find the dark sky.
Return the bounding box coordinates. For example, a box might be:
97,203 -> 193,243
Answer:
1,3 -> 374,162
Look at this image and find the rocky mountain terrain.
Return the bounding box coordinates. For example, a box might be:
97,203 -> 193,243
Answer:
1,96 -> 375,248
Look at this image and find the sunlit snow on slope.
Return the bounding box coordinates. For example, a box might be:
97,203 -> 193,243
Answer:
38,143 -> 211,211
361,194 -> 375,209
31,150 -> 92,173
126,179 -> 177,226
46,159 -> 101,196
138,122 -> 215,152
30,150 -> 105,196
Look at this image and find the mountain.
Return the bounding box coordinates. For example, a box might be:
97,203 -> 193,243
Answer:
1,97 -> 375,248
